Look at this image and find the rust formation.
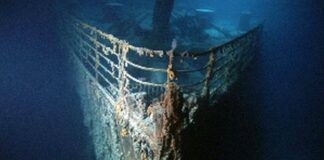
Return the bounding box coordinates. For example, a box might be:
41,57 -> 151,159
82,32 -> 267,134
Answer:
59,14 -> 262,160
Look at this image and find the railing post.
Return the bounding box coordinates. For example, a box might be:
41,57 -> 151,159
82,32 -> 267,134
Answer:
116,43 -> 129,117
202,49 -> 216,98
94,32 -> 99,81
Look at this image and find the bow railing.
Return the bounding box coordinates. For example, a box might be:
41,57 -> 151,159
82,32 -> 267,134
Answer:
59,15 -> 262,105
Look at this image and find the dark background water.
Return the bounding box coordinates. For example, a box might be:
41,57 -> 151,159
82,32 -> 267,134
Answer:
0,0 -> 322,160
0,1 -> 92,159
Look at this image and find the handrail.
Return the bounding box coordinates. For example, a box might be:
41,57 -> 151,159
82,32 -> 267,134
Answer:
60,13 -> 262,101
174,24 -> 263,57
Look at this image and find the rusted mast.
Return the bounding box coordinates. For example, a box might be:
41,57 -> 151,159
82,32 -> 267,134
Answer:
151,0 -> 175,48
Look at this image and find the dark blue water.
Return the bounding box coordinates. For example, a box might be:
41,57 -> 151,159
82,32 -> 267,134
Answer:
0,0 -> 322,160
250,1 -> 323,159
0,1 -> 93,159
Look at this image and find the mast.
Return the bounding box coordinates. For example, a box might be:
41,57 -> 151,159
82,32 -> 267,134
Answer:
151,0 -> 175,49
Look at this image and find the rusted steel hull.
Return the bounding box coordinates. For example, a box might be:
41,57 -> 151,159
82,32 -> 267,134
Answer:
60,15 -> 262,160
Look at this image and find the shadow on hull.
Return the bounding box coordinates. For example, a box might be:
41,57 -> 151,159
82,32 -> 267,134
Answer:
182,59 -> 263,160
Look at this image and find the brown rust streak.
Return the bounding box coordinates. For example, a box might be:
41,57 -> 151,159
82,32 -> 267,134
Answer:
159,82 -> 184,160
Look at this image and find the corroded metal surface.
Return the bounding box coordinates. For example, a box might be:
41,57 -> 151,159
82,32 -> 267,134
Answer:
59,15 -> 262,160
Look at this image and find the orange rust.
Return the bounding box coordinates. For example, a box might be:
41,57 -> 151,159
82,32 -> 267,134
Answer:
147,105 -> 154,118
120,128 -> 129,137
167,67 -> 176,81
158,82 -> 184,159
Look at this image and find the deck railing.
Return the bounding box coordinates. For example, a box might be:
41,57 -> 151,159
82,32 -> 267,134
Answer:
60,15 -> 262,105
